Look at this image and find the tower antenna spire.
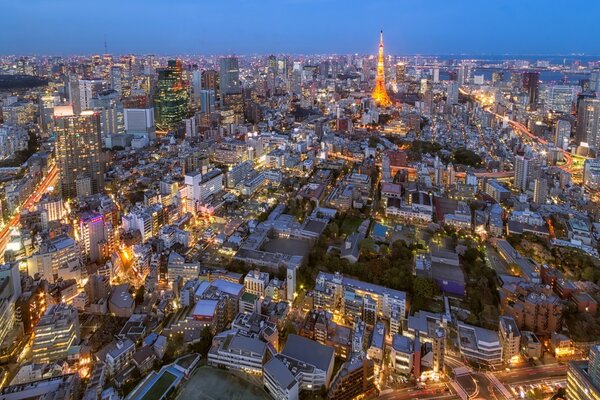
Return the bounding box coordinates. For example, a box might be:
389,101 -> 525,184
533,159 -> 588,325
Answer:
372,30 -> 392,106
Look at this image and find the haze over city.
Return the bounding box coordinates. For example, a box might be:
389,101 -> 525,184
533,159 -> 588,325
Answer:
3,0 -> 600,55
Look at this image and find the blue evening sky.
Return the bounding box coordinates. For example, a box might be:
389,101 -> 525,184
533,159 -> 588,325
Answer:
2,0 -> 599,55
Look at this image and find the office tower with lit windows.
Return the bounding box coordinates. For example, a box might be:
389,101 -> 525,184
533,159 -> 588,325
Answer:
555,118 -> 571,149
514,155 -> 539,192
74,79 -> 107,112
541,84 -> 576,113
267,54 -> 278,74
447,81 -> 459,105
153,59 -> 189,130
79,212 -> 114,263
110,66 -> 123,94
567,345 -> 600,400
199,90 -> 216,114
219,57 -> 241,98
576,98 -> 600,149
523,71 -> 540,110
53,105 -> 104,198
395,63 -> 406,84
124,107 -> 156,141
31,303 -> 80,364
591,68 -> 600,94
201,69 -> 219,103
0,263 -> 22,354
219,57 -> 244,116
583,158 -> 600,189
492,71 -> 504,85
533,178 -> 548,204
457,64 -> 469,86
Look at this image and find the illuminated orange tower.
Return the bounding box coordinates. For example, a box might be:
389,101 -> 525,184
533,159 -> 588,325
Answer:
372,30 -> 392,107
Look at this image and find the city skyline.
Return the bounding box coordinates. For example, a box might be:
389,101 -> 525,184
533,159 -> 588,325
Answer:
3,0 -> 600,56
1,3 -> 600,400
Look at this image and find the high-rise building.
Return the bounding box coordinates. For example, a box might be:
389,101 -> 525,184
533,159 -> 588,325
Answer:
583,158 -> 600,189
576,98 -> 600,149
555,118 -> 571,149
523,72 -> 540,110
78,79 -> 107,112
372,31 -> 392,106
154,60 -> 189,130
533,178 -> 548,204
110,66 -> 123,94
219,57 -> 241,98
199,90 -> 216,114
124,107 -> 156,140
79,212 -> 114,263
67,75 -> 81,114
31,303 -> 80,364
566,345 -> 600,400
514,156 -> 539,192
541,84 -> 575,113
201,69 -> 219,103
591,68 -> 600,94
395,63 -> 406,84
53,105 -> 104,198
447,81 -> 459,105
457,65 -> 469,86
191,69 -> 202,103
492,71 -> 504,86
0,263 -> 22,353
432,328 -> 445,375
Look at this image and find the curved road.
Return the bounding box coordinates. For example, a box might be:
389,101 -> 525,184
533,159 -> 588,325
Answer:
461,87 -> 585,174
0,165 -> 59,258
330,153 -> 514,179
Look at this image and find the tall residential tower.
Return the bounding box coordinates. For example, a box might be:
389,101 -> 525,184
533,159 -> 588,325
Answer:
53,105 -> 104,198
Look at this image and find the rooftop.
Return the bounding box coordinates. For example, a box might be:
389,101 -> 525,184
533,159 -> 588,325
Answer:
264,357 -> 297,390
281,334 -> 335,372
392,334 -> 414,354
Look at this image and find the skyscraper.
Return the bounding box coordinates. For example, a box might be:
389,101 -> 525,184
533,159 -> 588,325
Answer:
110,66 -> 123,94
554,118 -> 571,149
79,212 -> 114,263
201,69 -> 219,93
533,178 -> 548,204
395,63 -> 406,84
219,57 -> 244,117
576,98 -> 600,149
514,155 -> 531,192
53,105 -> 104,198
541,84 -> 575,113
219,57 -> 241,98
492,71 -> 504,86
432,67 -> 440,83
566,345 -> 600,400
457,65 -> 469,86
523,72 -> 540,110
591,68 -> 600,94
447,81 -> 459,105
154,60 -> 189,130
372,31 -> 392,107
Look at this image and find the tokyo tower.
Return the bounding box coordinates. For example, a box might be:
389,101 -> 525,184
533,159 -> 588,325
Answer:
372,30 -> 392,107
